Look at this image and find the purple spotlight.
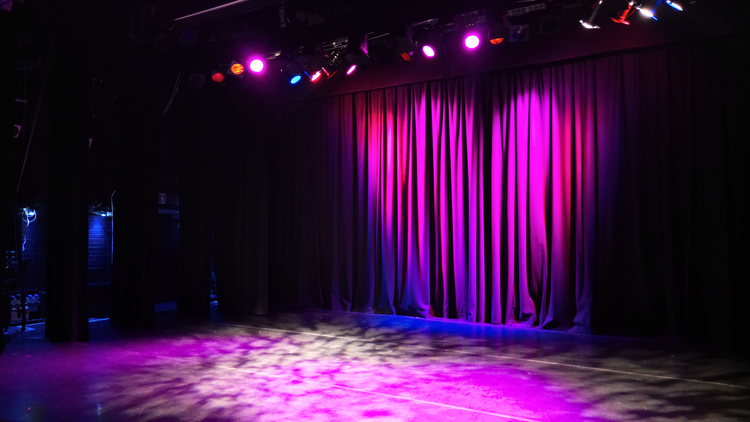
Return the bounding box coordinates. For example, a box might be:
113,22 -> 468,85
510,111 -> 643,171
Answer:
422,45 -> 435,57
464,35 -> 480,49
346,64 -> 357,75
249,59 -> 264,73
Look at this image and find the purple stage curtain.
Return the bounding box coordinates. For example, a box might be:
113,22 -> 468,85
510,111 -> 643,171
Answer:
269,34 -> 749,342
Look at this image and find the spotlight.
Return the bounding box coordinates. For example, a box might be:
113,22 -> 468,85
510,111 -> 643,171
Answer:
231,63 -> 244,74
346,64 -> 357,75
580,0 -> 603,29
249,59 -> 264,73
290,74 -> 302,84
211,71 -> 225,83
638,7 -> 656,19
637,2 -> 660,20
409,24 -> 438,58
343,34 -> 371,69
322,49 -> 344,77
666,0 -> 683,11
228,60 -> 245,77
488,27 -> 505,45
509,25 -> 530,42
310,70 -> 322,82
612,1 -> 636,25
464,34 -> 480,49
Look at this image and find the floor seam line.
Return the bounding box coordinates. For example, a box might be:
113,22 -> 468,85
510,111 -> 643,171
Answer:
218,322 -> 748,390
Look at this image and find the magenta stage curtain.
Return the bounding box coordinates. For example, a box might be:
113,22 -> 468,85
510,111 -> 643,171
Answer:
269,34 -> 749,343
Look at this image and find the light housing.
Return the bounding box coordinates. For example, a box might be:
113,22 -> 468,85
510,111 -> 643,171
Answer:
464,34 -> 480,49
580,0 -> 603,30
666,0 -> 683,11
249,59 -> 264,73
488,27 -> 505,45
228,60 -> 245,78
612,2 -> 636,25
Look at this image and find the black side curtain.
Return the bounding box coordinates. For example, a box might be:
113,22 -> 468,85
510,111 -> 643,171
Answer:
267,33 -> 750,347
212,89 -> 269,316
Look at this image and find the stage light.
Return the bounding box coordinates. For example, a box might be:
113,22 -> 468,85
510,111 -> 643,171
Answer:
580,0 -> 603,29
229,61 -> 245,75
509,25 -> 530,42
310,70 -> 322,82
666,0 -> 683,11
249,59 -> 264,73
211,72 -> 225,83
409,23 -> 438,58
637,2 -> 659,20
346,64 -> 357,75
488,27 -> 505,45
399,52 -> 413,61
612,1 -> 636,25
639,8 -> 655,19
322,49 -> 344,77
343,34 -> 371,70
464,34 -> 480,49
579,21 -> 599,29
290,74 -> 302,84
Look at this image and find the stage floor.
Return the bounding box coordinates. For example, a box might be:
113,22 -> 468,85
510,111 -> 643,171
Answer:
1,309 -> 749,421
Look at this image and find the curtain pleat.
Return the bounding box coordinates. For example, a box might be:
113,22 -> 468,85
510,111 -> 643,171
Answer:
269,34 -> 750,343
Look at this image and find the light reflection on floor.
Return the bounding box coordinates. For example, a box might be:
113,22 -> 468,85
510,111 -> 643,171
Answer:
1,310 -> 749,421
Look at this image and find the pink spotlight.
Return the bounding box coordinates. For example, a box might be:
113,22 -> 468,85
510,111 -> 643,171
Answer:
464,35 -> 480,49
249,59 -> 264,73
422,45 -> 435,57
310,71 -> 322,82
346,64 -> 357,75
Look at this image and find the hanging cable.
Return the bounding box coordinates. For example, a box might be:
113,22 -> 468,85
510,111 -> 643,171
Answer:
17,38 -> 54,194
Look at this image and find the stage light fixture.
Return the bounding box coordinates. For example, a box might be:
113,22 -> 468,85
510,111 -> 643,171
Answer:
637,1 -> 659,20
464,34 -> 480,49
509,25 -> 530,42
639,7 -> 656,19
228,60 -> 245,77
612,1 -> 636,25
409,23 -> 438,58
249,59 -> 264,73
211,71 -> 225,83
310,70 -> 322,82
579,0 -> 603,29
346,64 -> 357,75
321,50 -> 345,78
488,27 -> 505,44
666,0 -> 683,11
290,74 -> 302,84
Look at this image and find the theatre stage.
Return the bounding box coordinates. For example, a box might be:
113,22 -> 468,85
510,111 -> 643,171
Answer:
1,309 -> 748,421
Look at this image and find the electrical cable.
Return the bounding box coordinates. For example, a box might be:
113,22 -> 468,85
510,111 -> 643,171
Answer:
17,38 -> 54,194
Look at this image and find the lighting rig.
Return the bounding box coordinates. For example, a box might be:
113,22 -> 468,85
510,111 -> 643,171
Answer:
178,0 -> 694,88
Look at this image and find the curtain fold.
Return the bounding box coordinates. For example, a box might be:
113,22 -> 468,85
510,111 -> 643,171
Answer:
269,34 -> 749,344
213,90 -> 269,316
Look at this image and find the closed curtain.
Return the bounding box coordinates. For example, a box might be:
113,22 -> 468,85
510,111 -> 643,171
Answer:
269,34 -> 749,345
